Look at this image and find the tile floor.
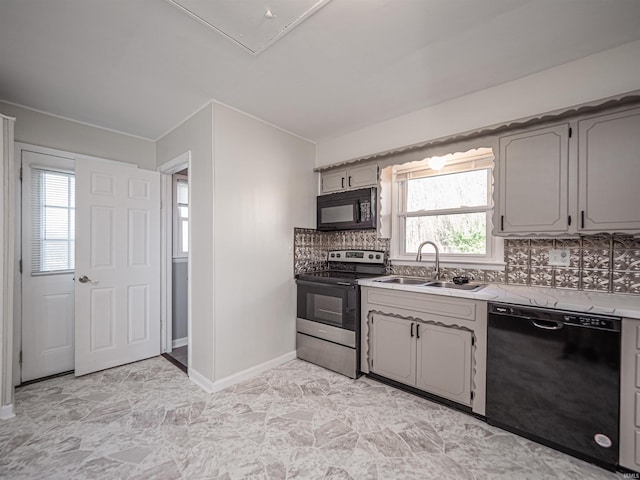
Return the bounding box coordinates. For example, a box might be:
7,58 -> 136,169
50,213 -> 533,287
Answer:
0,357 -> 625,479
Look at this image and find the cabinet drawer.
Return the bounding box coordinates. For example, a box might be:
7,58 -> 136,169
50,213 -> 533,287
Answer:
636,393 -> 640,428
636,431 -> 640,465
637,354 -> 640,388
637,324 -> 640,349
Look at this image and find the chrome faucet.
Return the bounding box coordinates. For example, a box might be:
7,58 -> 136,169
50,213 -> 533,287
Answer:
416,240 -> 440,280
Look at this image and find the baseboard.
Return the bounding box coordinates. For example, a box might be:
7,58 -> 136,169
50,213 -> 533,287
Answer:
188,368 -> 215,393
172,337 -> 188,349
0,403 -> 15,420
188,351 -> 297,395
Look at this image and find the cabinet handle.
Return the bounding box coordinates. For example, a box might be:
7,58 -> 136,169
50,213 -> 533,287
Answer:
341,177 -> 345,189
567,215 -> 572,226
581,210 -> 585,229
416,323 -> 420,339
500,215 -> 504,231
410,323 -> 414,337
348,176 -> 352,187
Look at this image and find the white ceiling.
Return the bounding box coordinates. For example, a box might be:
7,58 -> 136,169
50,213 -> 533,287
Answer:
165,0 -> 332,55
1,0 -> 639,142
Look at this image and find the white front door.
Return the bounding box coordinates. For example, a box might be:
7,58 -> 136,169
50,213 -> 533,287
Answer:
74,159 -> 160,376
21,150 -> 76,382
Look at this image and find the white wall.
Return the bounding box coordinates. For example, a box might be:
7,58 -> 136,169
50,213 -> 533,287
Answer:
212,103 -> 316,380
156,103 -> 214,381
0,101 -> 156,170
317,39 -> 640,167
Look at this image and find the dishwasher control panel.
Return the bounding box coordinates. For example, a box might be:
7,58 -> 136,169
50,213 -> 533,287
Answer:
488,303 -> 621,332
563,315 -> 619,330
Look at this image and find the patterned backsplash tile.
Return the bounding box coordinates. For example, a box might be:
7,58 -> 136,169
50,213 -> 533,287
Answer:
293,228 -> 640,295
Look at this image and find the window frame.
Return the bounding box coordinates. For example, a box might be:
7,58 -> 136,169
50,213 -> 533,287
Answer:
31,167 -> 76,275
172,174 -> 189,258
389,152 -> 504,267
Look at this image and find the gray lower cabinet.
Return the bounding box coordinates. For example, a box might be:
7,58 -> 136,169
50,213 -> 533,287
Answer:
415,323 -> 472,406
361,286 -> 487,414
620,318 -> 640,472
369,313 -> 416,385
369,313 -> 472,407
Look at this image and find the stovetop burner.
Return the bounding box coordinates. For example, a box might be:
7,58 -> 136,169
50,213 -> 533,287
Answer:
296,249 -> 386,286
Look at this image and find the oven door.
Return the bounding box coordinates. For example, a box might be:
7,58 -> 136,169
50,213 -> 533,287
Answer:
296,280 -> 356,331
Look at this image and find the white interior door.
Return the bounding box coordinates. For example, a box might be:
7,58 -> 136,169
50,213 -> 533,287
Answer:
21,150 -> 75,382
75,159 -> 160,376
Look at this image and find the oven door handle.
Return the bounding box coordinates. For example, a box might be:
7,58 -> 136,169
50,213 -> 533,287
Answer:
296,279 -> 355,289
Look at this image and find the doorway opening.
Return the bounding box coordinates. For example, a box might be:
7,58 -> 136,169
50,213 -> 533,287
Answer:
158,152 -> 191,374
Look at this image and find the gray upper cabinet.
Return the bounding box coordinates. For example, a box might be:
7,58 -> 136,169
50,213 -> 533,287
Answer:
578,106 -> 640,233
320,163 -> 378,194
496,124 -> 570,235
494,104 -> 640,236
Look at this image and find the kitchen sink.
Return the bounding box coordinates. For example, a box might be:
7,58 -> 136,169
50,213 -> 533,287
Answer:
374,276 -> 486,291
374,276 -> 429,285
423,281 -> 486,291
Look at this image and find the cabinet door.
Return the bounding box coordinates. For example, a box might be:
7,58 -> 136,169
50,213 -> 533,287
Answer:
578,107 -> 640,232
321,169 -> 347,194
347,164 -> 378,189
619,318 -> 640,471
370,313 -> 416,386
497,124 -> 569,234
416,323 -> 472,406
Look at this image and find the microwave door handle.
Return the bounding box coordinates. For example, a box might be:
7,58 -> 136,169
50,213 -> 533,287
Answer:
355,200 -> 361,223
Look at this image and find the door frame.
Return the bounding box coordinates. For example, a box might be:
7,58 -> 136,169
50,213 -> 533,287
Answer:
158,151 -> 191,369
13,142 -> 137,386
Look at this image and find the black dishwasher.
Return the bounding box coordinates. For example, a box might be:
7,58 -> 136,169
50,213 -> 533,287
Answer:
486,303 -> 621,470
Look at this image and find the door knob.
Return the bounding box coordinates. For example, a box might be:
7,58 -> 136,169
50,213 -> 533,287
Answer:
78,275 -> 100,285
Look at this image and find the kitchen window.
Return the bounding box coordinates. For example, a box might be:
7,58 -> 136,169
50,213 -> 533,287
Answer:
173,175 -> 189,257
391,148 -> 502,265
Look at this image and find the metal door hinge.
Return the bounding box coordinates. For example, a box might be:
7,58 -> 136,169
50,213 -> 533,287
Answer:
569,127 -> 572,138
471,336 -> 475,346
19,259 -> 22,274
19,351 -> 22,365
19,167 -> 23,181
470,391 -> 474,400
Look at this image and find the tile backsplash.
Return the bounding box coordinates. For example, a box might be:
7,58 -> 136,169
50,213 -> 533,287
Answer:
293,228 -> 640,295
293,228 -> 389,275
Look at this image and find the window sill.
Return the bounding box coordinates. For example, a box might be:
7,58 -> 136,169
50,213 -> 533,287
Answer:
389,257 -> 506,271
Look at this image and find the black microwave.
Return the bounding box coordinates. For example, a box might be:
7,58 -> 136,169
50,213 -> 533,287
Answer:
317,187 -> 377,231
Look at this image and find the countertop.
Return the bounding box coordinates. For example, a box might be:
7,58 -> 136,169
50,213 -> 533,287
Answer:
358,276 -> 640,320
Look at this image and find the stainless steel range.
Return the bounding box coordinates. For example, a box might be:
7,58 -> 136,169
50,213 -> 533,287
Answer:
296,249 -> 386,378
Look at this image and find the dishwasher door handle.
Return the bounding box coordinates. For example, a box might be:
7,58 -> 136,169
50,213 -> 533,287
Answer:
531,319 -> 564,330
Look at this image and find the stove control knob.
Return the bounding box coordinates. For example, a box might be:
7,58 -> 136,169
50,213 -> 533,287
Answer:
375,254 -> 381,259
368,254 -> 374,259
330,253 -> 335,258
336,253 -> 341,258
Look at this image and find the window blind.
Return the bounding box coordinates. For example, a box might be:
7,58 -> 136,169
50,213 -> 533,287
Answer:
31,168 -> 75,274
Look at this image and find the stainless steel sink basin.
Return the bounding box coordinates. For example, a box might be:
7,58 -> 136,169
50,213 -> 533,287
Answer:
423,281 -> 486,291
374,276 -> 429,285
